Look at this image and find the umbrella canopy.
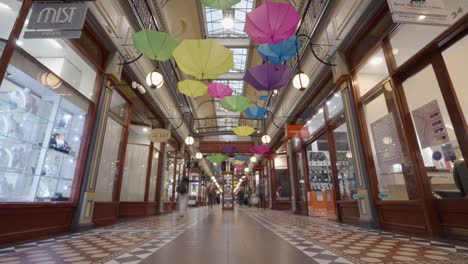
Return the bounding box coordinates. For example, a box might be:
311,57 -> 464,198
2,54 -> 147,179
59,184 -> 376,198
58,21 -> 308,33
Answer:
178,80 -> 208,98
173,39 -> 233,79
202,0 -> 240,9
133,30 -> 178,61
234,164 -> 246,170
214,166 -> 222,172
233,160 -> 245,165
234,155 -> 250,161
220,95 -> 251,112
244,2 -> 300,44
244,106 -> 268,119
223,146 -> 237,154
243,63 -> 293,91
233,126 -> 255,136
207,154 -> 229,164
258,36 -> 302,64
251,145 -> 271,154
208,82 -> 233,99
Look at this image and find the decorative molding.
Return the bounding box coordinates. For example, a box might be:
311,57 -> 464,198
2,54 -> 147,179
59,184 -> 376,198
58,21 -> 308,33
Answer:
333,0 -> 363,40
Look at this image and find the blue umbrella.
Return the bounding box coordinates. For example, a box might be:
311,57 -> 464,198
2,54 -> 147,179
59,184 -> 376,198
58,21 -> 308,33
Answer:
214,166 -> 222,172
244,106 -> 268,119
234,155 -> 250,161
257,36 -> 302,64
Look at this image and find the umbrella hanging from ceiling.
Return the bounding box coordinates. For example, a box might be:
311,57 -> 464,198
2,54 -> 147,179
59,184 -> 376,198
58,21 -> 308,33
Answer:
178,80 -> 208,98
244,106 -> 268,119
233,126 -> 255,136
206,154 -> 229,164
251,145 -> 271,154
243,63 -> 293,91
133,30 -> 178,61
173,39 -> 233,80
220,95 -> 251,112
222,146 -> 237,154
234,164 -> 246,170
208,82 -> 233,99
257,36 -> 302,64
202,0 -> 241,9
244,2 -> 300,44
214,166 -> 222,172
233,160 -> 245,165
234,155 -> 250,161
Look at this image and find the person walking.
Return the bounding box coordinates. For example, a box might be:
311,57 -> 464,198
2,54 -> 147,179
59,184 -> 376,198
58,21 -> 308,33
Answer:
206,182 -> 216,208
258,179 -> 266,210
245,184 -> 252,208
176,175 -> 190,217
237,187 -> 244,208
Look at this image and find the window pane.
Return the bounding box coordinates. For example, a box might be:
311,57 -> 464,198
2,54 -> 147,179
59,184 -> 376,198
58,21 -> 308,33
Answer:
443,35 -> 468,126
305,107 -> 325,135
355,48 -> 389,97
390,24 -> 446,66
296,152 -> 306,201
148,147 -> 159,202
403,66 -> 465,198
363,83 -> 418,200
0,0 -> 22,58
333,123 -> 357,200
306,134 -> 332,192
326,92 -> 344,119
274,155 -> 290,200
109,92 -> 128,121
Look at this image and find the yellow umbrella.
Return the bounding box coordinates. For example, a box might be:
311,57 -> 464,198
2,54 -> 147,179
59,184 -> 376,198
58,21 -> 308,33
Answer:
233,160 -> 245,165
173,39 -> 233,80
178,80 -> 208,98
233,126 -> 255,136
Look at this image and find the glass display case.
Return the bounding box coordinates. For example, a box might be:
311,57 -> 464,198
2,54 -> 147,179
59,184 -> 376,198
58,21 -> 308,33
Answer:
306,134 -> 333,191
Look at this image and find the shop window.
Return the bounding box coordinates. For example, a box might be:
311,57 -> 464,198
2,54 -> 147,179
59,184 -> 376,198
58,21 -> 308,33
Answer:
163,149 -> 175,202
296,151 -> 307,201
306,134 -> 332,192
390,24 -> 446,66
94,118 -> 124,202
147,146 -> 160,202
332,123 -> 357,200
120,125 -> 151,201
109,92 -> 128,121
363,83 -> 418,200
442,35 -> 468,123
274,155 -> 290,200
403,65 -> 465,198
326,92 -> 344,119
0,0 -> 22,58
305,107 -> 325,135
355,48 -> 389,97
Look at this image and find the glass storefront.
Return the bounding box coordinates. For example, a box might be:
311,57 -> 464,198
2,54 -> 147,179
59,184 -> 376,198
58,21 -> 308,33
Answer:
332,123 -> 356,200
274,154 -> 290,200
0,0 -> 23,59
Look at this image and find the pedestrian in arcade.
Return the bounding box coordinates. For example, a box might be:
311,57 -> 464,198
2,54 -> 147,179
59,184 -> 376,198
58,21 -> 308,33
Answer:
176,175 -> 190,217
237,187 -> 244,208
258,179 -> 266,210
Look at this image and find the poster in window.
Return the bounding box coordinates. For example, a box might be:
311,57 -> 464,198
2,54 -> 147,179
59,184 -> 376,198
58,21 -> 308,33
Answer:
370,114 -> 405,168
412,100 -> 450,149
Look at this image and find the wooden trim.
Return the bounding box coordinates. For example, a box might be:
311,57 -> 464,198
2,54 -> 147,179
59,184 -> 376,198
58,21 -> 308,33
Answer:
144,143 -> 154,201
171,151 -> 178,202
114,104 -> 133,202
155,143 -> 165,204
92,202 -> 119,226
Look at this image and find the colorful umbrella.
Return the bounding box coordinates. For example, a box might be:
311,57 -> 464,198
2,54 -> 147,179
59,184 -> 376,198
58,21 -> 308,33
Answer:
251,145 -> 271,154
202,0 -> 240,9
214,166 -> 222,172
258,36 -> 302,64
223,146 -> 237,154
244,106 -> 268,119
243,63 -> 293,91
220,95 -> 251,112
173,39 -> 233,79
208,82 -> 233,99
233,126 -> 255,136
233,160 -> 245,165
234,164 -> 246,170
206,154 -> 229,163
178,80 -> 208,98
133,30 -> 178,61
234,155 -> 250,161
244,2 -> 301,44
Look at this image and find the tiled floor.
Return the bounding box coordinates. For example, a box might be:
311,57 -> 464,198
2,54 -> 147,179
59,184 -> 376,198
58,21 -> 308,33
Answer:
1,207 -> 468,263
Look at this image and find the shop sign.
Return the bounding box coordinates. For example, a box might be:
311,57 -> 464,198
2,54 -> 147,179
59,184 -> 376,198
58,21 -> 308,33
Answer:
24,2 -> 88,39
286,125 -> 310,139
370,114 -> 405,169
387,0 -> 451,26
412,100 -> 449,149
147,128 -> 171,143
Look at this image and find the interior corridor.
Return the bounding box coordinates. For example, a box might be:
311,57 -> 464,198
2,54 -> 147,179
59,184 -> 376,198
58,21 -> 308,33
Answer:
1,207 -> 468,264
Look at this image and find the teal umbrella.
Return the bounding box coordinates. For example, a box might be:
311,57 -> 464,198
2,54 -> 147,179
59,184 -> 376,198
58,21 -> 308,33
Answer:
202,0 -> 240,9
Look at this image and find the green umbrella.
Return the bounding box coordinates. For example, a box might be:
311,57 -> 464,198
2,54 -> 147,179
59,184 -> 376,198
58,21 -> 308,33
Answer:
178,80 -> 208,98
133,29 -> 178,61
206,154 -> 229,164
202,0 -> 241,9
220,96 -> 251,112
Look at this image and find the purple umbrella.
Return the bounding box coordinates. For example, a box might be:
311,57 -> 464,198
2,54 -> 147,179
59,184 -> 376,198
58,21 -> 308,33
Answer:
250,145 -> 271,155
234,164 -> 246,170
243,63 -> 293,91
208,82 -> 233,99
223,146 -> 237,154
244,2 -> 300,44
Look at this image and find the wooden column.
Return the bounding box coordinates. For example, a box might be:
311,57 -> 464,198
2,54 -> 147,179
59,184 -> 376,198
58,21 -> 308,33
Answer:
171,151 -> 178,203
155,143 -> 165,212
144,142 -> 154,201
114,105 -> 133,202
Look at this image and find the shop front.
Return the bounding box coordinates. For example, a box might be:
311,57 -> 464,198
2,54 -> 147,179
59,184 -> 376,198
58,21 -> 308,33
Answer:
271,152 -> 292,210
346,7 -> 468,237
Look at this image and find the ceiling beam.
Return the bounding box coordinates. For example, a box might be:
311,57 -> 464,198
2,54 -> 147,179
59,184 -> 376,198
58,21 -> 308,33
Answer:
214,38 -> 251,47
216,72 -> 245,80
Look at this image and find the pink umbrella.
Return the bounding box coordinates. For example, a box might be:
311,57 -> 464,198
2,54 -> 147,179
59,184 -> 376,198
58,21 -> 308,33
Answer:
244,2 -> 300,44
234,164 -> 246,170
250,145 -> 271,155
208,82 -> 233,99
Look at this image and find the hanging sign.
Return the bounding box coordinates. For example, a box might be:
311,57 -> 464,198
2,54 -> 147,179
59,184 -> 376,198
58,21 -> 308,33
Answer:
412,100 -> 449,149
387,0 -> 451,26
286,125 -> 310,139
370,114 -> 405,169
147,128 -> 171,142
24,2 -> 88,39
186,161 -> 199,168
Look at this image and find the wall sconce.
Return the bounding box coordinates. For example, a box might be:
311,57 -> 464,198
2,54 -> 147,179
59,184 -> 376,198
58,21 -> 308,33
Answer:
185,135 -> 195,146
250,156 -> 257,163
146,69 -> 164,89
131,81 -> 146,94
261,134 -> 271,144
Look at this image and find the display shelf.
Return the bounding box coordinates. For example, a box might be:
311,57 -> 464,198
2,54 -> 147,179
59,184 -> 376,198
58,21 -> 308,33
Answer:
307,150 -> 333,191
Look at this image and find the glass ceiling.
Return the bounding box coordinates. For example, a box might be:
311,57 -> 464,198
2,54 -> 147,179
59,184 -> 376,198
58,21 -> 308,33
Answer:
204,0 -> 254,38
230,48 -> 248,73
216,80 -> 244,95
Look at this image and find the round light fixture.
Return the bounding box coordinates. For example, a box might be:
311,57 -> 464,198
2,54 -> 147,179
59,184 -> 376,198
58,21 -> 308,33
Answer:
250,156 -> 257,163
222,16 -> 234,29
346,152 -> 352,159
292,71 -> 309,91
261,134 -> 271,144
185,135 -> 195,145
244,168 -> 250,173
195,152 -> 203,159
146,70 -> 164,89
382,136 -> 393,145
